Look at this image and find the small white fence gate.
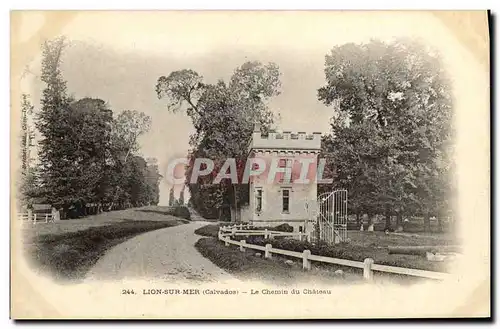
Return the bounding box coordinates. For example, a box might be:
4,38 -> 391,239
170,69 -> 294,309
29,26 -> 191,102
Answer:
310,189 -> 348,244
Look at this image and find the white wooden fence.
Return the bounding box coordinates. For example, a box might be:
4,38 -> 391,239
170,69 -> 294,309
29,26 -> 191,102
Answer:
220,224 -> 310,241
17,213 -> 55,225
218,224 -> 451,281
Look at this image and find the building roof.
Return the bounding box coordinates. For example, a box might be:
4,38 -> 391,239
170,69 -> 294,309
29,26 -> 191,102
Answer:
249,129 -> 322,153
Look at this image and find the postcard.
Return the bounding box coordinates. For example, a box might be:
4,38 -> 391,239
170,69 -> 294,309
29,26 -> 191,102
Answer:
10,10 -> 490,319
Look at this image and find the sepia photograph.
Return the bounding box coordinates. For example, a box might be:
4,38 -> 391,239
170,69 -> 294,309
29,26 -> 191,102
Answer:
9,10 -> 490,319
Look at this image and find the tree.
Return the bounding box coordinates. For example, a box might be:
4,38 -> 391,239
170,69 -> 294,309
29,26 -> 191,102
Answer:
123,155 -> 149,206
155,69 -> 204,115
25,37 -> 155,217
318,39 -> 454,231
69,98 -> 114,212
156,61 -> 281,220
36,38 -> 118,216
37,94 -> 115,216
35,38 -> 112,215
144,158 -> 162,206
36,37 -> 76,210
110,110 -> 152,164
107,110 -> 152,210
179,186 -> 185,206
168,187 -> 175,207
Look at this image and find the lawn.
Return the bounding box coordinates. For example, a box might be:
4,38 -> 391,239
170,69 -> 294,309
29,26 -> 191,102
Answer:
20,207 -> 188,282
195,224 -> 459,275
340,231 -> 459,272
21,207 -> 189,241
349,218 -> 455,233
347,230 -> 459,248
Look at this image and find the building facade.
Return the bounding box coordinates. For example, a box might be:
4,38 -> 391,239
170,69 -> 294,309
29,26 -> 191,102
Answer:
241,125 -> 322,235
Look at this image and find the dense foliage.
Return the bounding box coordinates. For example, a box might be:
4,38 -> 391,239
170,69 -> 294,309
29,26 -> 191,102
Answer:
156,61 -> 281,220
318,39 -> 455,231
20,38 -> 161,218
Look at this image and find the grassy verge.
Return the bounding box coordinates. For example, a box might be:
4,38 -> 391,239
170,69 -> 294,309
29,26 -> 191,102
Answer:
347,231 -> 458,248
24,219 -> 184,281
136,206 -> 191,220
195,237 -> 362,286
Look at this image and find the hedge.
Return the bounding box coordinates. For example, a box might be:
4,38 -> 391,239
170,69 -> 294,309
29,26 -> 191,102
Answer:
171,206 -> 191,221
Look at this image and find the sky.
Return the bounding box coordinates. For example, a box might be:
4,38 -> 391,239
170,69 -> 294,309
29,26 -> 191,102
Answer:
16,11 -> 487,205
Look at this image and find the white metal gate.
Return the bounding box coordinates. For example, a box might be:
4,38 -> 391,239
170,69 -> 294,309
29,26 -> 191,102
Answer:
313,190 -> 348,244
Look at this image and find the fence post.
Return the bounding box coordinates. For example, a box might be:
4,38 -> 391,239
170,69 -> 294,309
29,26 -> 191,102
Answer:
265,244 -> 272,259
239,240 -> 245,252
33,214 -> 37,225
231,227 -> 236,237
302,250 -> 311,270
363,258 -> 374,281
45,214 -> 48,223
264,229 -> 268,239
225,238 -> 230,247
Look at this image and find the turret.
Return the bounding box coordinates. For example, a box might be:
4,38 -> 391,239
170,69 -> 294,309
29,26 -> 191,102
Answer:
249,128 -> 321,153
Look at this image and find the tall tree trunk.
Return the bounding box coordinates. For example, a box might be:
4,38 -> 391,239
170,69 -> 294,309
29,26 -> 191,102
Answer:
233,184 -> 238,222
367,213 -> 375,231
423,214 -> 431,232
396,212 -> 403,232
384,212 -> 391,231
437,216 -> 443,233
108,146 -> 133,211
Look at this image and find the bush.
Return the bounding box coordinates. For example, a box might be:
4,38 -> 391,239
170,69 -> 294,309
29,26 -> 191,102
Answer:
273,223 -> 294,232
347,222 -> 362,230
172,206 -> 191,221
249,223 -> 294,233
195,237 -> 257,271
241,236 -> 421,269
194,224 -> 220,237
217,226 -> 449,272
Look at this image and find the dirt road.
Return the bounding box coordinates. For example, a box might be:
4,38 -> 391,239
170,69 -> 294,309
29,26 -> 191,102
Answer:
85,221 -> 237,283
